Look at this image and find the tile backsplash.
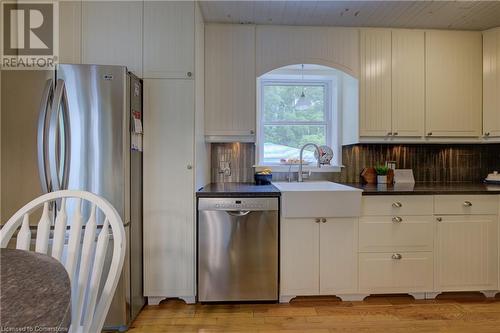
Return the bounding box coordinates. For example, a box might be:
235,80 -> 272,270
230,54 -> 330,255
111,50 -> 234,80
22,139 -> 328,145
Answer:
211,143 -> 500,183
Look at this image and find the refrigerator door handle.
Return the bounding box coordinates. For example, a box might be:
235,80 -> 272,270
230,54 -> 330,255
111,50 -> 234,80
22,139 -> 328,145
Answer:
37,79 -> 54,193
48,79 -> 71,191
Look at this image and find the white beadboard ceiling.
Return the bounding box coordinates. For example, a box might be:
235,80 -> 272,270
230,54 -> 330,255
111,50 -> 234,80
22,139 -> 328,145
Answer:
199,1 -> 500,31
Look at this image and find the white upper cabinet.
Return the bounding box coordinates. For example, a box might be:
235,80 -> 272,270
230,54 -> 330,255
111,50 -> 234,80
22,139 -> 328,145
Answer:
391,30 -> 425,137
143,1 -> 194,79
204,24 -> 256,140
483,28 -> 500,138
59,1 -> 81,64
425,31 -> 482,137
81,1 -> 143,76
359,29 -> 392,137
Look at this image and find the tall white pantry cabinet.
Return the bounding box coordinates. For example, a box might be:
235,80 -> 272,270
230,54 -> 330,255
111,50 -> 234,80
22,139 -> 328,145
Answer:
143,2 -> 207,305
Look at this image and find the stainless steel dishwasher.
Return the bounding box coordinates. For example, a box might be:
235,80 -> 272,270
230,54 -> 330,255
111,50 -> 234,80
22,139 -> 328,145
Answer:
198,197 -> 279,302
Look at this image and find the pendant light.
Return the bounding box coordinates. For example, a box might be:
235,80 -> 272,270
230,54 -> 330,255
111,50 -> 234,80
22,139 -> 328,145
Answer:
294,64 -> 313,110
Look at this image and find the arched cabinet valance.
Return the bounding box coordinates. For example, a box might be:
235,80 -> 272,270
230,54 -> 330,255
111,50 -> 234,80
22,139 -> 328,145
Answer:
256,26 -> 360,78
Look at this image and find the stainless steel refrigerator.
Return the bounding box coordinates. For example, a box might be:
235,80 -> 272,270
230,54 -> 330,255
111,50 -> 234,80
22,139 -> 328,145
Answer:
1,64 -> 145,330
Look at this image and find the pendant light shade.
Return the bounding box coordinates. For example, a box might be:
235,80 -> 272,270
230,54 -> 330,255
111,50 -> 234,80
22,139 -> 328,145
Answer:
294,64 -> 313,110
294,91 -> 313,110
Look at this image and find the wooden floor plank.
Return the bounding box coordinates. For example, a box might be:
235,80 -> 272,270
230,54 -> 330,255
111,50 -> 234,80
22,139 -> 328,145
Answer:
129,295 -> 500,333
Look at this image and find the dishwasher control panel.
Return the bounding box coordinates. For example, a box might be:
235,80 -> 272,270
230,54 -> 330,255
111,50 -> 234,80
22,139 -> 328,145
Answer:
198,197 -> 279,211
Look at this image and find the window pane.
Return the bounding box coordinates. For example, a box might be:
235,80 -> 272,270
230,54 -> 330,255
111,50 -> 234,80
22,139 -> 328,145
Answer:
263,85 -> 325,122
263,125 -> 326,164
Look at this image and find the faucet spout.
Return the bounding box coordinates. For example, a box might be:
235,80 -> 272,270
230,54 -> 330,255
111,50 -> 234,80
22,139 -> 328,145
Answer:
298,143 -> 321,182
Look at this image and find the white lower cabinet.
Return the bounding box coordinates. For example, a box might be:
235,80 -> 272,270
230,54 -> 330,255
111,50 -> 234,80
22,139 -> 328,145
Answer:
320,219 -> 358,294
281,218 -> 319,296
359,252 -> 433,293
143,80 -> 196,302
280,217 -> 358,300
280,195 -> 500,302
435,215 -> 498,291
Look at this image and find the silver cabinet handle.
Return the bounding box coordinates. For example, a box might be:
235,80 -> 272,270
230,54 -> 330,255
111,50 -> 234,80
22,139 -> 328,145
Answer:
187,164 -> 193,170
387,132 -> 392,136
393,132 -> 398,136
250,130 -> 255,134
392,216 -> 403,223
321,218 -> 327,223
392,201 -> 402,208
427,132 -> 433,136
315,218 -> 320,223
463,201 -> 472,207
187,72 -> 192,77
436,217 -> 442,222
392,253 -> 402,260
485,132 -> 490,137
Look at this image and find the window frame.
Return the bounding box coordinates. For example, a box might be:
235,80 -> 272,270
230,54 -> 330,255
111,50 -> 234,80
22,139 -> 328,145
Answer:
256,76 -> 341,169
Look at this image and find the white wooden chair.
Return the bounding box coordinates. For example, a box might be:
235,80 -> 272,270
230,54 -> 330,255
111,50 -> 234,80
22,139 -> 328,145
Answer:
0,190 -> 126,333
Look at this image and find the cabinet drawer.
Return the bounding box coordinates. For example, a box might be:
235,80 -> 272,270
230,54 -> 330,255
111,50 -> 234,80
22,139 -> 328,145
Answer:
434,195 -> 498,215
359,216 -> 434,252
359,252 -> 433,293
362,196 -> 433,216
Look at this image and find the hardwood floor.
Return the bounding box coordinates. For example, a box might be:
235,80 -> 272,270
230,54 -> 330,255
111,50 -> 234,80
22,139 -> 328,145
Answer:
130,294 -> 500,332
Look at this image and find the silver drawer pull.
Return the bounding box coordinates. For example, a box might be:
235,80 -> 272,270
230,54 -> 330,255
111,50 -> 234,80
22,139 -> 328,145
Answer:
321,218 -> 327,223
315,218 -> 320,223
463,201 -> 472,207
436,217 -> 442,222
392,253 -> 402,260
392,202 -> 402,208
392,216 -> 403,223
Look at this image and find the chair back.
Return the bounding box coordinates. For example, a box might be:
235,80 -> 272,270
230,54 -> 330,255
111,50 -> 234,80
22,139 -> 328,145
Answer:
0,190 -> 126,333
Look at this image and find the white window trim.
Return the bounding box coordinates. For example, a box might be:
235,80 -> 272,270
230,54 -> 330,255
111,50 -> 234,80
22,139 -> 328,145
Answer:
255,75 -> 343,172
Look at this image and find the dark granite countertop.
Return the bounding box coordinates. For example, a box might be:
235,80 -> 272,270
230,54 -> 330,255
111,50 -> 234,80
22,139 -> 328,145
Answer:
0,248 -> 71,331
342,182 -> 500,195
197,182 -> 281,197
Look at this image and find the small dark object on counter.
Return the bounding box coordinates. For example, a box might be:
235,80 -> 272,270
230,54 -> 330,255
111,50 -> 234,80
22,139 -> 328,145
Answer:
360,167 -> 377,184
255,173 -> 272,185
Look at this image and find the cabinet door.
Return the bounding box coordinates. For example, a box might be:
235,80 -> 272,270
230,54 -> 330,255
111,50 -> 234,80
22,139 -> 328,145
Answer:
59,0 -> 81,64
436,215 -> 498,292
425,31 -> 482,137
319,218 -> 358,294
143,1 -> 194,79
143,79 -> 195,297
360,29 -> 392,137
205,24 -> 256,138
81,1 -> 143,77
483,28 -> 500,138
281,218 -> 319,296
391,30 -> 424,137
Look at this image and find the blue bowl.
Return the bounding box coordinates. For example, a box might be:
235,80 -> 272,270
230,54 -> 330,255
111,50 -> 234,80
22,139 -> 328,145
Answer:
255,173 -> 272,185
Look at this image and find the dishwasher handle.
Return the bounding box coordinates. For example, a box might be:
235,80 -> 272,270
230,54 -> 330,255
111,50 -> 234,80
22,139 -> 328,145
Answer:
226,210 -> 251,217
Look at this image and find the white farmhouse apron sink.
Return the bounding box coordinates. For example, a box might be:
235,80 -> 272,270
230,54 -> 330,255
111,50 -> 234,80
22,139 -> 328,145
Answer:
273,181 -> 362,218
